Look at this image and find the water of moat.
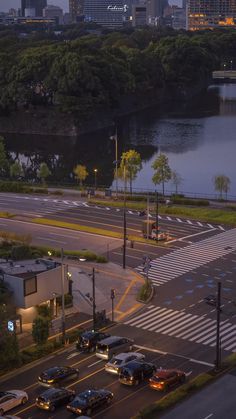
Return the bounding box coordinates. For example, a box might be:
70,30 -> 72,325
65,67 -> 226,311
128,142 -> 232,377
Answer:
2,83 -> 236,199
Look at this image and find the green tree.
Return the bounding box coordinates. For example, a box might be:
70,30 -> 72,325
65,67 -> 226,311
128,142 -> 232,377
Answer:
152,153 -> 172,196
10,161 -> 23,179
73,164 -> 88,187
171,170 -> 183,194
32,316 -> 50,345
213,174 -> 231,200
0,136 -> 9,175
38,162 -> 51,185
119,149 -> 142,194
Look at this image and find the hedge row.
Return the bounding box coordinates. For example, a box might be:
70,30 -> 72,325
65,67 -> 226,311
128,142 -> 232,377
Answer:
0,180 -> 48,194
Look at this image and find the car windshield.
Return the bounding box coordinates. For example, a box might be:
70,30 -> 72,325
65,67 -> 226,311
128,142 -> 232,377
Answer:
96,343 -> 107,351
110,358 -> 123,365
151,376 -> 165,382
121,368 -> 132,377
42,367 -> 60,378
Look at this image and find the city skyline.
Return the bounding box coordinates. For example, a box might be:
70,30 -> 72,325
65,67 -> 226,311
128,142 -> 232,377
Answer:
0,0 -> 181,13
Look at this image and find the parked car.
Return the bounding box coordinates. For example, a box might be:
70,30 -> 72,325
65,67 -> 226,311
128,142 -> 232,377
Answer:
96,336 -> 134,360
119,361 -> 156,386
36,387 -> 75,411
149,369 -> 186,391
105,352 -> 145,375
0,416 -> 22,419
77,331 -> 110,352
67,389 -> 113,416
0,390 -> 28,416
38,366 -> 79,387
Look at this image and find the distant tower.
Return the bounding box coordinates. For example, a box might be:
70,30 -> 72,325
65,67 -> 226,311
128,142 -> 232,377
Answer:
69,0 -> 84,22
23,0 -> 47,17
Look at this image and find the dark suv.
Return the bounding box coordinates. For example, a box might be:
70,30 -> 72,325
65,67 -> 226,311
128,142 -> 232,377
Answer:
36,388 -> 75,412
77,331 -> 110,352
119,360 -> 156,386
67,389 -> 113,416
38,366 -> 79,387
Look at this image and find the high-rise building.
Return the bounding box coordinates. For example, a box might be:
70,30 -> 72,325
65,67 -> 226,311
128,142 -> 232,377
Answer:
21,0 -> 47,17
188,0 -> 236,30
84,0 -> 130,28
69,0 -> 84,22
132,4 -> 147,26
146,0 -> 169,25
43,5 -> 63,24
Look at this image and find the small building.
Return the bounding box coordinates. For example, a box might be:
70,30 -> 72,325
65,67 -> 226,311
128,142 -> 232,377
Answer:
0,259 -> 69,326
132,4 -> 147,27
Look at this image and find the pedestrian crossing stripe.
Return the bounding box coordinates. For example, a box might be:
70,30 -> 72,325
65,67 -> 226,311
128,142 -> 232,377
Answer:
124,306 -> 236,352
136,228 -> 236,287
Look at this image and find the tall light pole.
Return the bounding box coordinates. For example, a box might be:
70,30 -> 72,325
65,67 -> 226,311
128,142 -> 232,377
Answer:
123,162 -> 127,269
61,248 -> 66,344
92,268 -> 96,330
94,168 -> 98,190
155,190 -> 159,237
215,281 -> 221,370
110,128 -> 118,199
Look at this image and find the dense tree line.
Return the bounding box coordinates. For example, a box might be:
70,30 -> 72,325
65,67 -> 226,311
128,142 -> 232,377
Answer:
1,26 -> 236,121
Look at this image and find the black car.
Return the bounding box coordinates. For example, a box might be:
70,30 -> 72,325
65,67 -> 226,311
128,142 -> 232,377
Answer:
38,366 -> 79,387
66,389 -> 113,416
119,360 -> 156,386
76,331 -> 110,352
36,387 -> 75,412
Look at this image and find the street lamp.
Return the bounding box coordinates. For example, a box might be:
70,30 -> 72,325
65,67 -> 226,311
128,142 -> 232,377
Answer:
61,248 -> 66,344
94,169 -> 98,190
230,60 -> 233,71
223,63 -> 226,76
79,258 -> 96,330
110,128 -> 118,199
123,162 -> 127,269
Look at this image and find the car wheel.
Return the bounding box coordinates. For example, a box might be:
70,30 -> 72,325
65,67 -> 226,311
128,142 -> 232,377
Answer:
50,404 -> 56,412
86,408 -> 92,415
107,397 -> 112,405
21,396 -> 27,405
0,409 -> 4,415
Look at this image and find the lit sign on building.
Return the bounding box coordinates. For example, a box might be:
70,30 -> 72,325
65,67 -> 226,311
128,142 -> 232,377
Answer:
107,4 -> 129,12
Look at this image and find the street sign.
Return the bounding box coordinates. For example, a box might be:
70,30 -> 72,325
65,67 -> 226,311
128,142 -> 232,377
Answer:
8,320 -> 14,332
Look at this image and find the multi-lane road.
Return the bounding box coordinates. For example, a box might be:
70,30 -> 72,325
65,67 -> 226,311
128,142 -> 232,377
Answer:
0,192 -> 236,418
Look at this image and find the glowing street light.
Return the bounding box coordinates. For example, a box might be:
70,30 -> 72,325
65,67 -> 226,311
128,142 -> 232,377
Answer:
94,168 -> 98,189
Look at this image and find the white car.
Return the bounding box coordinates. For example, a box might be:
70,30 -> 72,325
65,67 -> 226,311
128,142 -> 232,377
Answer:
0,390 -> 28,415
105,352 -> 145,375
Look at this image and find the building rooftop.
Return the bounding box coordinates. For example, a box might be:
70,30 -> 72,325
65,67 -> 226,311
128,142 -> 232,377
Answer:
0,258 -> 60,278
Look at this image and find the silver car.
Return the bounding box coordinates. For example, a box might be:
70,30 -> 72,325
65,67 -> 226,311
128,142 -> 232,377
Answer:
0,390 -> 28,416
105,352 -> 145,375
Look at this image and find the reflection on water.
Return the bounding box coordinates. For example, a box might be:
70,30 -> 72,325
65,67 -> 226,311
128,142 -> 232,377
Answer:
2,84 -> 236,197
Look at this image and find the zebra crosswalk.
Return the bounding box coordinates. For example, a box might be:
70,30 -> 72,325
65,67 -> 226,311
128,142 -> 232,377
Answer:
124,305 -> 236,352
136,228 -> 236,287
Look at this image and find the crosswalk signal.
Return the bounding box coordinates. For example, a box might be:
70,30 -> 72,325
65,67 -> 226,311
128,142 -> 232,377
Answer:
111,289 -> 115,299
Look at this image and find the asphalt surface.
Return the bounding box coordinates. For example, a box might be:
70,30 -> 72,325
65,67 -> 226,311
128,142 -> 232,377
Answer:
1,193 -> 236,417
0,323 -> 209,419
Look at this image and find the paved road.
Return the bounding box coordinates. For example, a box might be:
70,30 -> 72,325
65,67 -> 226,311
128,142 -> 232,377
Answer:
162,368 -> 236,419
0,324 -> 209,419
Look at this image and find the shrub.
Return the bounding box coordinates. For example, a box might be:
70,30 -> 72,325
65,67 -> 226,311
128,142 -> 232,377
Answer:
32,316 -> 50,345
171,197 -> 209,206
33,188 -> 48,194
137,281 -> 152,302
11,244 -> 32,260
50,190 -> 63,195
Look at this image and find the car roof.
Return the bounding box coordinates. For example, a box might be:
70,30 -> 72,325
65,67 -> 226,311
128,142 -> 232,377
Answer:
123,360 -> 146,370
82,331 -> 98,338
77,390 -> 98,398
98,336 -> 124,345
40,388 -> 64,397
153,369 -> 183,378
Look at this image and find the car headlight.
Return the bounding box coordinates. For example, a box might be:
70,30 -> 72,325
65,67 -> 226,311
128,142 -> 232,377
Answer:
47,379 -> 54,383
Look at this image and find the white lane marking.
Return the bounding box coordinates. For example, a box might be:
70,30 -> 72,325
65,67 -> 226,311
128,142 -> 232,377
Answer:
35,236 -> 67,244
169,228 -> 217,243
23,212 -> 42,217
88,359 -> 103,368
176,218 -> 183,222
134,345 -> 167,355
0,223 -> 7,226
187,220 -> 192,224
106,207 -> 110,210
218,226 -> 225,231
67,352 -> 80,359
226,279 -> 233,283
185,370 -> 192,377
167,216 -> 172,221
203,414 -> 213,419
63,200 -> 70,205
207,224 -> 214,229
197,221 -> 203,227
189,359 -> 214,367
82,202 -> 89,207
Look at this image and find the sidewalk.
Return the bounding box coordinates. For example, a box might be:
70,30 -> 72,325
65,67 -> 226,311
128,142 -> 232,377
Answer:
18,260 -> 145,349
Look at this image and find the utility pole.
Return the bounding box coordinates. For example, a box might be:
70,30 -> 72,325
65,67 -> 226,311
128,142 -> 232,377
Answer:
215,281 -> 221,370
61,248 -> 66,344
92,268 -> 96,330
146,193 -> 149,239
111,289 -> 115,322
155,190 -> 159,237
123,163 -> 127,269
115,127 -> 118,199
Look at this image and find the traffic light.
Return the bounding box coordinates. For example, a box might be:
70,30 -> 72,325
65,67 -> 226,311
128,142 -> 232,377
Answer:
111,289 -> 115,299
